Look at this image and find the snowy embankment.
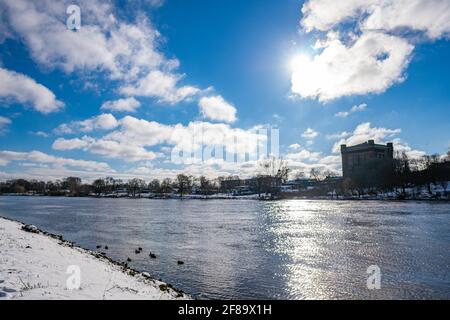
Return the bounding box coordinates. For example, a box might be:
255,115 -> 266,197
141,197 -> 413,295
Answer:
0,217 -> 190,300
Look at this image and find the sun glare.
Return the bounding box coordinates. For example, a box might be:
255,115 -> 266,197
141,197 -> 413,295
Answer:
290,54 -> 311,73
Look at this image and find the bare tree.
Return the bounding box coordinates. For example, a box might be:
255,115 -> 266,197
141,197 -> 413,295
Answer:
127,178 -> 145,197
323,170 -> 338,179
294,171 -> 305,180
149,179 -> 161,194
199,176 -> 214,195
394,151 -> 411,194
421,154 -> 440,194
259,156 -> 290,182
175,174 -> 193,199
309,168 -> 322,182
92,178 -> 105,196
64,177 -> 82,195
160,178 -> 172,194
137,179 -> 147,197
105,177 -> 117,193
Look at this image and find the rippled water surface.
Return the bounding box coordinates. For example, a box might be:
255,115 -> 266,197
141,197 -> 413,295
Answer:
1,196 -> 449,299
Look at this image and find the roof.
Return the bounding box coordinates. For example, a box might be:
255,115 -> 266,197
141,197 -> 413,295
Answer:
341,141 -> 393,153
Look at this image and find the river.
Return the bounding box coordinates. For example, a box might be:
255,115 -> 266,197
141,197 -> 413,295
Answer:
0,196 -> 449,299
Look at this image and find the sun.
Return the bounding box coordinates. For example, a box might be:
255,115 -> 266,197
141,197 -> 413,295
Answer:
290,54 -> 311,73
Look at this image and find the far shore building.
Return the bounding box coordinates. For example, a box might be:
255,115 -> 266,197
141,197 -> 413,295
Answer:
220,176 -> 282,195
341,140 -> 394,180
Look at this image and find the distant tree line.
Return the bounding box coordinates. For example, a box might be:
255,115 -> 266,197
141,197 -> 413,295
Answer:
0,156 -> 290,198
0,174 -> 231,198
1,151 -> 449,199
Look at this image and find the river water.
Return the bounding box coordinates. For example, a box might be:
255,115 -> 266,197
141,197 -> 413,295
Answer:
0,196 -> 449,299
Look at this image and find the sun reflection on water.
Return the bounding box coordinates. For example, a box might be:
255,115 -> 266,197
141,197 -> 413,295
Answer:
263,200 -> 385,299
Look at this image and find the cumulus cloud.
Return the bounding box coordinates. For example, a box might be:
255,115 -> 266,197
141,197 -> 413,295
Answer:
286,149 -> 322,162
119,71 -> 200,104
0,67 -> 64,113
285,153 -> 341,177
0,0 -> 202,105
0,150 -> 112,172
301,0 -> 450,39
330,122 -> 424,159
33,131 -> 49,138
54,114 -> 119,135
291,32 -> 414,101
101,97 -> 141,113
301,0 -> 375,32
294,0 -> 450,101
1,1 -> 162,78
53,136 -> 158,162
392,140 -> 425,159
52,115 -> 267,164
335,103 -> 367,118
198,96 -> 237,123
289,143 -> 302,150
331,122 -> 400,153
302,128 -> 319,139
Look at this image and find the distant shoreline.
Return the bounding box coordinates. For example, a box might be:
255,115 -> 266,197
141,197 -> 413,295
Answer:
1,193 -> 449,202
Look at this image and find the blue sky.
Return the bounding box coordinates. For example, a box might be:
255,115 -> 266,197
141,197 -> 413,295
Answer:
0,0 -> 449,181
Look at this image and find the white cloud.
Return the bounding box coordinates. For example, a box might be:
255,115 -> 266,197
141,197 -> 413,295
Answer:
291,32 -> 414,101
1,0 -> 161,78
0,67 -> 64,113
108,117 -> 265,159
0,0 -> 201,105
0,150 -> 112,172
329,122 -> 424,159
302,128 -> 319,139
392,139 -> 426,159
101,97 -> 141,113
0,167 -> 119,182
335,103 -> 367,118
319,155 -> 341,167
54,114 -> 119,135
285,153 -> 341,177
351,103 -> 367,112
301,0 -> 379,32
198,96 -> 237,123
33,131 -> 49,138
53,137 -> 90,150
52,115 -> 267,164
295,0 -> 450,102
363,1 -> 450,39
0,116 -> 11,134
301,0 -> 450,39
53,136 -> 158,162
335,111 -> 350,118
119,71 -> 200,104
331,122 -> 400,153
288,143 -> 302,150
286,149 -> 322,162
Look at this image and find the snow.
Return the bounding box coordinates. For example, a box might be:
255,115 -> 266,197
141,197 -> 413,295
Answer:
0,217 -> 190,300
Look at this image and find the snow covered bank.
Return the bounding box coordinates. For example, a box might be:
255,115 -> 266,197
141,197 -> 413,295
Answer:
0,217 -> 190,300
